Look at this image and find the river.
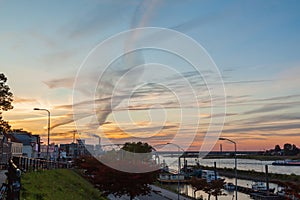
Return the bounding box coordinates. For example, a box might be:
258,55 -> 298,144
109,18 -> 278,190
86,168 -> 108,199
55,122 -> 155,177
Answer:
158,156 -> 299,200
161,156 -> 300,175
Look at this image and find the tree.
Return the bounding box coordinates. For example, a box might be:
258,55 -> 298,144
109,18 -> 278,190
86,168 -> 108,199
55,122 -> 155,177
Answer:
292,144 -> 299,155
0,73 -> 13,134
0,117 -> 11,133
121,141 -> 153,163
274,144 -> 281,152
190,177 -> 207,198
274,180 -> 300,199
122,141 -> 152,153
190,177 -> 226,200
283,143 -> 299,156
209,179 -> 226,200
75,142 -> 159,200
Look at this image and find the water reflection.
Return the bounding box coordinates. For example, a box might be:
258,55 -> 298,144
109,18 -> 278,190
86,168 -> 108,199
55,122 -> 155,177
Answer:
162,176 -> 279,200
162,182 -> 251,200
182,183 -> 250,200
158,157 -> 297,199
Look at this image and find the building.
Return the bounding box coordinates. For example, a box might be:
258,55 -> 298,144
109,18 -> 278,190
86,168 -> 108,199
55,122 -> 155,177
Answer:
59,142 -> 78,160
0,133 -> 23,165
8,130 -> 40,158
58,139 -> 96,161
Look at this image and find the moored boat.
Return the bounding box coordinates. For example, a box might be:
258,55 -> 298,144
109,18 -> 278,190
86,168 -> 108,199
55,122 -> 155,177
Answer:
272,160 -> 300,166
158,173 -> 188,183
201,170 -> 222,183
252,182 -> 275,193
252,182 -> 267,191
224,182 -> 235,191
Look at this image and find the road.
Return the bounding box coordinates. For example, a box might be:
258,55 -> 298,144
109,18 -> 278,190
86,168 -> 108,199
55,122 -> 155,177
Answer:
108,185 -> 192,200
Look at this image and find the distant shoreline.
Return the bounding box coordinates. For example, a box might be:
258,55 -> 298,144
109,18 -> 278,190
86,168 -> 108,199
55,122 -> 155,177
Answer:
203,154 -> 300,161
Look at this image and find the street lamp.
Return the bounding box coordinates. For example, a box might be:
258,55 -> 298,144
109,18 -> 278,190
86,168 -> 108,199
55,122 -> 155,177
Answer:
219,137 -> 237,200
34,108 -> 50,160
150,146 -> 160,166
167,142 -> 185,200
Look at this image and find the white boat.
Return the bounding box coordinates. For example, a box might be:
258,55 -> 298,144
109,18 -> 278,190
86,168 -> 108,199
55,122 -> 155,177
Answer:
201,170 -> 221,183
251,182 -> 275,193
252,182 -> 267,191
158,173 -> 187,183
224,182 -> 235,191
272,160 -> 300,166
277,189 -> 286,197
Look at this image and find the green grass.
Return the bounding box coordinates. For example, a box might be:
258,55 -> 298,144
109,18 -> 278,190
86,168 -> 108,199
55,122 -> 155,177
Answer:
21,169 -> 106,200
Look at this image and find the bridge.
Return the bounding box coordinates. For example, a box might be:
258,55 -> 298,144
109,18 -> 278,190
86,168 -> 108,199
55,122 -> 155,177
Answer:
156,151 -> 264,158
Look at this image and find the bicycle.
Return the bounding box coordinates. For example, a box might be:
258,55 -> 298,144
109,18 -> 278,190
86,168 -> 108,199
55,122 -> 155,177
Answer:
0,160 -> 22,200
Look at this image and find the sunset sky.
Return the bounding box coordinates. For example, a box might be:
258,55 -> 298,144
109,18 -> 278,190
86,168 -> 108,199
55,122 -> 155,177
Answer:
1,0 -> 300,151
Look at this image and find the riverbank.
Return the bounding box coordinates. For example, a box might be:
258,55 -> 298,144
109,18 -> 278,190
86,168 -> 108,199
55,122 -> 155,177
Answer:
204,154 -> 300,161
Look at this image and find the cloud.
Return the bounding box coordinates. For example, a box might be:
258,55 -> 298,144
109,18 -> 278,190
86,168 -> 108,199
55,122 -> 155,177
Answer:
202,113 -> 237,119
50,113 -> 79,130
66,1 -> 139,38
255,94 -> 300,102
101,125 -> 178,145
43,77 -> 75,89
30,31 -> 57,48
260,132 -> 300,137
14,97 -> 38,104
225,93 -> 300,108
169,7 -> 235,33
41,49 -> 76,66
222,123 -> 300,134
232,137 -> 267,141
224,79 -> 272,85
234,113 -> 300,126
67,10 -> 118,38
49,67 -> 222,131
243,104 -> 293,115
121,124 -> 178,134
54,95 -> 125,110
276,66 -> 300,89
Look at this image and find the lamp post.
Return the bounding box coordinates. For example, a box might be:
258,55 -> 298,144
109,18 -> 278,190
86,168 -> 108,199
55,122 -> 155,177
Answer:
167,142 -> 184,200
150,146 -> 160,166
219,137 -> 237,200
34,108 -> 50,160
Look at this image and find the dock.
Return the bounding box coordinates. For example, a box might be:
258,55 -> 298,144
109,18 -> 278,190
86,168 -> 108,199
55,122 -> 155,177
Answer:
250,192 -> 281,200
231,185 -> 281,199
157,178 -> 189,184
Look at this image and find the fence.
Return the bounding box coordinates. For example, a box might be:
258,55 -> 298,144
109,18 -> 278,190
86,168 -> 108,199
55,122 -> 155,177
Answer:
11,156 -> 71,171
0,157 -> 72,200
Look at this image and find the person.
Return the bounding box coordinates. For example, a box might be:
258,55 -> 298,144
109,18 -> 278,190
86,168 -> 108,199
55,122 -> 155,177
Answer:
6,160 -> 21,200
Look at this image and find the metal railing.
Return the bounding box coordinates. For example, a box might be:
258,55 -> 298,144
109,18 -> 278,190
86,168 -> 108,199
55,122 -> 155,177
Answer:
12,156 -> 71,171
0,157 -> 72,200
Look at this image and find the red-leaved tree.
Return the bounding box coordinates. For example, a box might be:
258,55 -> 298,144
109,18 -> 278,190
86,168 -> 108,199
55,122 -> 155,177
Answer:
75,142 -> 159,200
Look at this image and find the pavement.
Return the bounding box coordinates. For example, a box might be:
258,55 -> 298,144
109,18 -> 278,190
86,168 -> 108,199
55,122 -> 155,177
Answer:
108,184 -> 192,200
0,170 -> 6,184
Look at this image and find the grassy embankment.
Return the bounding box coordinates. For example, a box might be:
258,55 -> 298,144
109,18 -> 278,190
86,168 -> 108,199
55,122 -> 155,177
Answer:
21,169 -> 107,200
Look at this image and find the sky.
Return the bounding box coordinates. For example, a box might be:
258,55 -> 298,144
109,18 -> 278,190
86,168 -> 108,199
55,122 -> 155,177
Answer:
1,0 -> 300,151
